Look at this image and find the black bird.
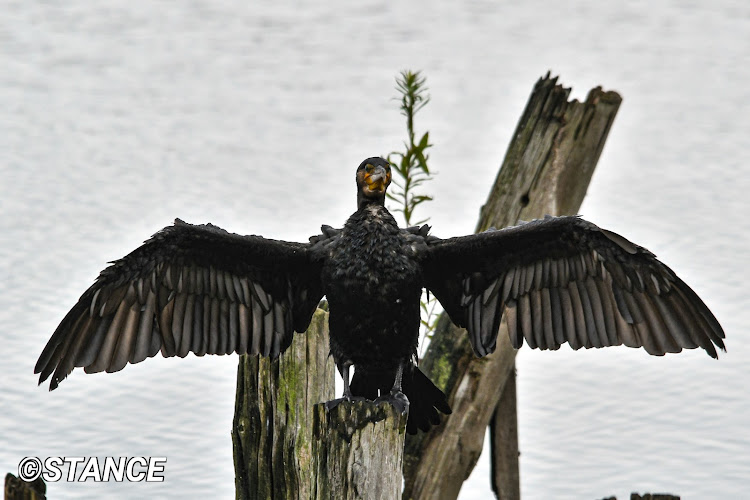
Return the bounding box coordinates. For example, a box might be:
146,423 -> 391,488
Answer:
36,157 -> 725,433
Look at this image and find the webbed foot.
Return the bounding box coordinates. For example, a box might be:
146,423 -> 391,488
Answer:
375,390 -> 410,414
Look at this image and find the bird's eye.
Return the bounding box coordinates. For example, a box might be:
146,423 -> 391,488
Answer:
366,164 -> 374,172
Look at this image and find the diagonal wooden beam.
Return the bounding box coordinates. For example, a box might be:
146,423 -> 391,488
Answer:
402,73 -> 622,500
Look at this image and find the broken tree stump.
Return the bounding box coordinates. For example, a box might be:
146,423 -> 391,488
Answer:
4,474 -> 46,500
312,401 -> 408,499
232,308 -> 335,500
402,73 -> 622,500
233,306 -> 408,499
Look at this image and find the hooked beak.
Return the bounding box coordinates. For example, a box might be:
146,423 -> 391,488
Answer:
365,165 -> 389,193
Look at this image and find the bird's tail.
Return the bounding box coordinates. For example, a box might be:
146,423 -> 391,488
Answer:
402,365 -> 452,434
350,364 -> 452,434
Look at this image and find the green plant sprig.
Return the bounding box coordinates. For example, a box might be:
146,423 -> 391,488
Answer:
386,70 -> 440,355
387,71 -> 433,227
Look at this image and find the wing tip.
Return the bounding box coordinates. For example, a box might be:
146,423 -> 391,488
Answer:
471,338 -> 499,358
484,338 -> 498,356
471,343 -> 487,357
706,342 -> 725,360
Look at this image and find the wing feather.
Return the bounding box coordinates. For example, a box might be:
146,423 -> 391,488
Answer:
540,288 -> 557,350
548,286 -> 566,346
505,300 -> 520,348
228,301 -> 239,355
584,278 -> 608,348
173,293 -> 189,357
593,278 -> 618,346
272,301 -> 285,358
36,219 -> 330,390
250,297 -> 262,355
668,288 -> 714,354
518,294 -> 536,349
133,291 -> 157,363
45,313 -> 91,388
529,289 -> 545,350
110,303 -> 140,372
558,286 -> 578,349
77,315 -> 112,369
613,299 -> 637,348
238,303 -> 250,354
88,299 -> 129,373
219,299 -> 231,355
575,280 -> 599,348
482,289 -> 501,351
501,270 -> 515,303
472,296 -> 483,355
262,307 -> 274,357
422,215 -> 725,359
208,297 -> 220,355
567,281 -> 588,349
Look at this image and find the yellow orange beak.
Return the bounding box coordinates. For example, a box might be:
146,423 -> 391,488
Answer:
364,165 -> 391,194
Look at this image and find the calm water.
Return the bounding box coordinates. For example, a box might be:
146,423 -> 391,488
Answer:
1,1 -> 748,498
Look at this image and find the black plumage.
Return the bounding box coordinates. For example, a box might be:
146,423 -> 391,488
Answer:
35,157 -> 726,434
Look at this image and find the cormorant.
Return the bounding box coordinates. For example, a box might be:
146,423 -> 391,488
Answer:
35,157 -> 725,433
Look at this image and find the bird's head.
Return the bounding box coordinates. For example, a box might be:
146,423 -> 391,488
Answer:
356,157 -> 392,209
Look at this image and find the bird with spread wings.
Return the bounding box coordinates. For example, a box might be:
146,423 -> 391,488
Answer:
36,157 -> 725,434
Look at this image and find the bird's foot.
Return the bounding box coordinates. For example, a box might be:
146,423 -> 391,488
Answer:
324,395 -> 367,411
374,390 -> 410,414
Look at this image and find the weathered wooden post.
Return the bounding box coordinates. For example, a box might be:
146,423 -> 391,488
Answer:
402,73 -> 622,500
311,402 -> 407,499
4,474 -> 46,500
233,308 -> 407,499
490,369 -> 519,500
233,308 -> 335,499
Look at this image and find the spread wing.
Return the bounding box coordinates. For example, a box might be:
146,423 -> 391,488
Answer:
422,216 -> 726,358
35,219 -> 336,390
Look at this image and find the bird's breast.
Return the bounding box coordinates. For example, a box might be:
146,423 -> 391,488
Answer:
322,220 -> 421,315
323,227 -> 420,295
321,211 -> 424,364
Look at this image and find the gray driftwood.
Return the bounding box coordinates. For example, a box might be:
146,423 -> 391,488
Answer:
402,73 -> 622,500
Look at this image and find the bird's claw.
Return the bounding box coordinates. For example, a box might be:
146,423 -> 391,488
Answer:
324,395 -> 367,411
375,390 -> 410,414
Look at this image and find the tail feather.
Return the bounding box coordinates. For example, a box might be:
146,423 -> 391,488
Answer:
350,364 -> 451,434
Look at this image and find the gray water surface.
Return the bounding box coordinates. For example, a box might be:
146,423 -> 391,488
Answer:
2,2 -> 748,498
